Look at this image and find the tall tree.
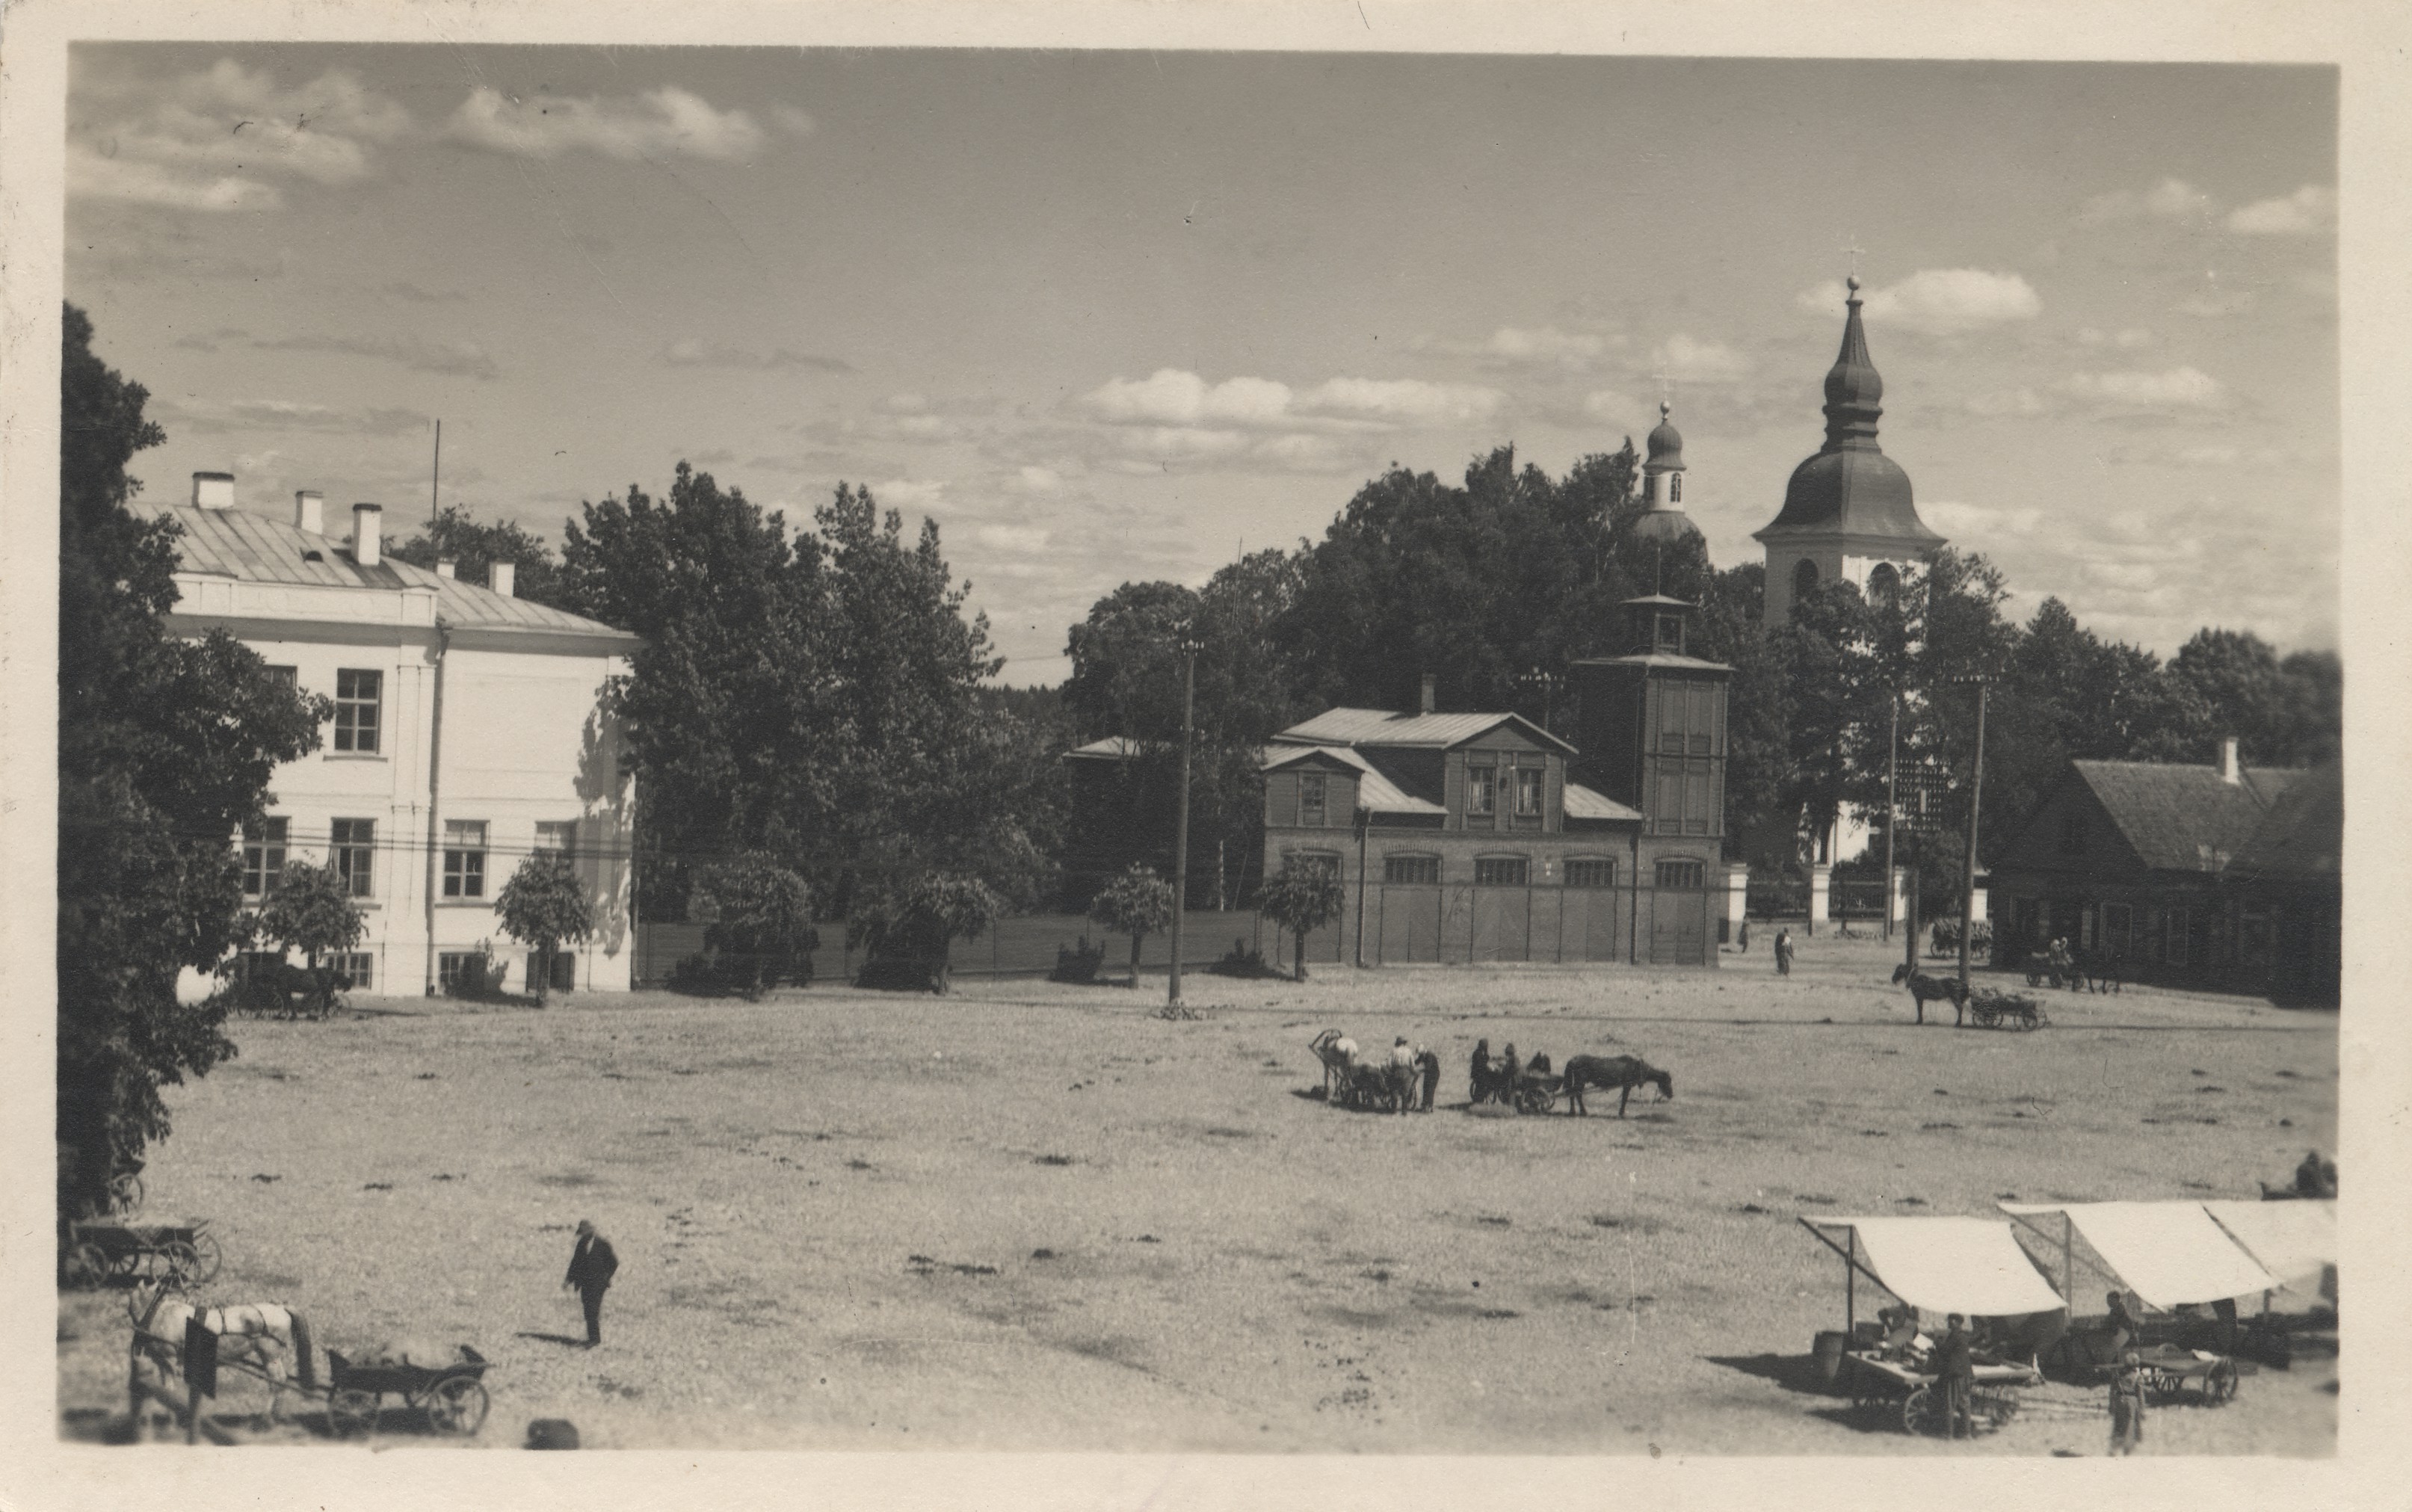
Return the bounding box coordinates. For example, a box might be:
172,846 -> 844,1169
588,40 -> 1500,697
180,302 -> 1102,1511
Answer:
57,304 -> 326,1225
389,502 -> 566,607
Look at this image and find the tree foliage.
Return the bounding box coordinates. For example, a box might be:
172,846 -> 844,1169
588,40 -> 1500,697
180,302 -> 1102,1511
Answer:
1256,863 -> 1345,981
57,303 -> 327,1224
1088,864 -> 1176,983
389,502 -> 566,607
689,851 -> 814,996
256,860 -> 366,968
496,854 -> 595,1002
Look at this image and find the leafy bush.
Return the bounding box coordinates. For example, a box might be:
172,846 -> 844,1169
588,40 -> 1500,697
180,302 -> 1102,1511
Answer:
1208,937 -> 1283,980
255,862 -> 366,1016
854,871 -> 1000,993
1257,862 -> 1346,981
691,852 -> 818,998
496,854 -> 593,1004
1089,864 -> 1174,985
1049,934 -> 1106,985
444,951 -> 496,1000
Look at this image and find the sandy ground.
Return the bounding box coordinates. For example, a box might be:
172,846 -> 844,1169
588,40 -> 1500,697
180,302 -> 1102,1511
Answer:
58,931 -> 2337,1454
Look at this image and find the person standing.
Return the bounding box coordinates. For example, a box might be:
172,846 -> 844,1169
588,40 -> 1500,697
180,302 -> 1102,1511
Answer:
1737,919 -> 1751,953
564,1220 -> 619,1348
1774,928 -> 1794,977
2109,1348 -> 2148,1454
1417,1048 -> 1442,1112
1469,1039 -> 1493,1104
1937,1313 -> 1975,1440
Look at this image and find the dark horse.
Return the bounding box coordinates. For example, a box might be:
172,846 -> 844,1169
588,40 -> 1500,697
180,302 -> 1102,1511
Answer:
1561,1055 -> 1674,1117
1891,963 -> 1969,1025
2079,948 -> 2124,995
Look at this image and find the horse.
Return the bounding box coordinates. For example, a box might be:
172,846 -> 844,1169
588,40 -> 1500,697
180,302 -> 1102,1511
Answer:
1309,1030 -> 1357,1101
2079,948 -> 2124,996
1338,1060 -> 1411,1113
1891,963 -> 1970,1025
1561,1055 -> 1674,1117
132,1280 -> 315,1416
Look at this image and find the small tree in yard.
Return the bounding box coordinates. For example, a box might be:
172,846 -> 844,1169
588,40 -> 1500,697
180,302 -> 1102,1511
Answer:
1257,862 -> 1345,981
854,872 -> 1000,993
496,855 -> 593,1004
691,852 -> 817,997
1089,864 -> 1175,986
256,860 -> 366,1014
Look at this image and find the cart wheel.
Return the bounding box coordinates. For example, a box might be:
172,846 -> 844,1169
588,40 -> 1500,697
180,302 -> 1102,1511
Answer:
425,1376 -> 490,1436
1901,1385 -> 1939,1437
187,1229 -> 223,1285
328,1388 -> 378,1437
108,1172 -> 145,1216
63,1241 -> 110,1289
156,1239 -> 203,1288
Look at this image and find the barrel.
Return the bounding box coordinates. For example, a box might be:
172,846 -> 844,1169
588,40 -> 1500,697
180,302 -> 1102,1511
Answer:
1812,1330 -> 1848,1392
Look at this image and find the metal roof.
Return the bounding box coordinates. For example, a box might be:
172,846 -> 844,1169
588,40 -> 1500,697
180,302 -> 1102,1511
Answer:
1561,781 -> 1643,823
1755,288 -> 1946,548
157,504 -> 636,641
1261,744 -> 1447,815
1274,706 -> 1576,756
1064,735 -> 1147,761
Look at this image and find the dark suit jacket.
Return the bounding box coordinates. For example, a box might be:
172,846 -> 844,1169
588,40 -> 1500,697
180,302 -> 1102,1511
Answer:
567,1234 -> 620,1292
1936,1331 -> 1975,1382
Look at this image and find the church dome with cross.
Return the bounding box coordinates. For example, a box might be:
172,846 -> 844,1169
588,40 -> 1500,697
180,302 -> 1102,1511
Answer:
1752,275 -> 1946,626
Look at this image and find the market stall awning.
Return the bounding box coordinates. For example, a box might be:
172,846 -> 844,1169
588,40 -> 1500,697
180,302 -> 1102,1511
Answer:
1808,1216 -> 2067,1318
1999,1201 -> 2278,1309
2203,1200 -> 2336,1294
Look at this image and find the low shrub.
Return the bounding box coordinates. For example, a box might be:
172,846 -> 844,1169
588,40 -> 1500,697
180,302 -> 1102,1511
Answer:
1207,938 -> 1283,980
1049,934 -> 1106,985
1928,918 -> 1995,959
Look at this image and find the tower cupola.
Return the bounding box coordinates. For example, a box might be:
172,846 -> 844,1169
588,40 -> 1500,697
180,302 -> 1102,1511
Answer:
1633,400 -> 1703,544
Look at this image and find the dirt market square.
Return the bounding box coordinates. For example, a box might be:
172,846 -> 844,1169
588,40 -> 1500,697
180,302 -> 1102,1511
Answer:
61,934 -> 2337,1455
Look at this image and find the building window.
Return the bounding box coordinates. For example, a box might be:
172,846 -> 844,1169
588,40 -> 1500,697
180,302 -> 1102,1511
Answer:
1669,475 -> 1682,504
534,820 -> 578,861
1867,562 -> 1900,607
1793,558 -> 1820,603
531,951 -> 575,994
2058,809 -> 2088,854
336,952 -> 374,993
332,818 -> 375,896
1299,772 -> 1327,827
1467,765 -> 1497,816
264,665 -> 297,694
1289,850 -> 1342,880
1515,767 -> 1543,818
1475,857 -> 1529,886
333,669 -> 382,753
1384,854 -> 1440,885
1564,858 -> 1617,889
437,952 -> 487,996
1656,858 -> 1705,889
443,820 -> 488,898
241,817 -> 288,900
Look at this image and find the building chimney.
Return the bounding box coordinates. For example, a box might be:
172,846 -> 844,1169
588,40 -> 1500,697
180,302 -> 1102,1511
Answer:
192,472 -> 235,509
351,502 -> 383,567
491,561 -> 516,598
2218,735 -> 2241,785
293,490 -> 324,534
435,559 -> 457,578
1419,673 -> 1437,716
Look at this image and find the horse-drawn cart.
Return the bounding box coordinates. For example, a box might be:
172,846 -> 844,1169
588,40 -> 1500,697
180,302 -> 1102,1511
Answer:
324,1345 -> 492,1437
63,1218 -> 222,1297
1967,989 -> 2047,1031
1842,1349 -> 2039,1436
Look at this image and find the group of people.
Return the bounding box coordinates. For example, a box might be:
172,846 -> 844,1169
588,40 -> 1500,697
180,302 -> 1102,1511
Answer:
1466,1039 -> 1554,1105
1734,921 -> 1795,975
1324,1034 -> 1443,1112
1874,1299 -> 2153,1453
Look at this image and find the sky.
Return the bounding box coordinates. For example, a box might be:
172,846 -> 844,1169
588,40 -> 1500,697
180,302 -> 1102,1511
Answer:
64,46 -> 2338,685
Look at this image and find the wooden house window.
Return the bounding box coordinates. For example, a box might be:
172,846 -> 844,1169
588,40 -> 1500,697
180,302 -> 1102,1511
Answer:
1467,766 -> 1497,817
332,818 -> 375,897
1474,857 -> 1529,886
1384,854 -> 1440,885
443,820 -> 489,898
241,817 -> 288,899
1564,858 -> 1616,889
1514,768 -> 1543,818
333,668 -> 382,753
1656,859 -> 1704,889
1300,773 -> 1328,827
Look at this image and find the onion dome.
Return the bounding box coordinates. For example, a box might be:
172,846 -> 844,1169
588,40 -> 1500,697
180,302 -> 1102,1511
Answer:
1643,401 -> 1685,474
1754,276 -> 1943,547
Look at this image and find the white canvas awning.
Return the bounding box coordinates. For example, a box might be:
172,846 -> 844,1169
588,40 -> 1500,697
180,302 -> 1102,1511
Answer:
2000,1200 -> 2279,1309
1809,1217 -> 2067,1318
2203,1200 -> 2337,1294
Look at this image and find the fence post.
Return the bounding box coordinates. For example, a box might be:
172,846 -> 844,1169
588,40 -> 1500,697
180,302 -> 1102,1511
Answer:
1809,863 -> 1831,936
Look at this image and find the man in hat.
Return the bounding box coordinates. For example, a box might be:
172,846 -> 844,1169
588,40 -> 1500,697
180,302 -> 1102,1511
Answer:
2109,1348 -> 2148,1454
1936,1313 -> 1976,1439
563,1221 -> 619,1348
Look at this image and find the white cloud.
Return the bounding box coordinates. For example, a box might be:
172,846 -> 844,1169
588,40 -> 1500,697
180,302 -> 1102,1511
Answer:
1295,377 -> 1504,425
975,524 -> 1051,553
443,86 -> 768,162
872,478 -> 946,509
1484,326 -> 1606,363
2176,284 -> 2256,318
661,339 -> 850,373
1080,369 -> 1294,428
2077,327 -> 2156,349
2078,176 -> 2217,224
1922,501 -> 2043,538
2226,185 -> 2336,235
2062,365 -> 2228,410
1798,269 -> 2042,338
1582,390 -> 1644,428
69,61 -> 410,210
1653,334 -> 1752,383
1964,387 -> 2049,418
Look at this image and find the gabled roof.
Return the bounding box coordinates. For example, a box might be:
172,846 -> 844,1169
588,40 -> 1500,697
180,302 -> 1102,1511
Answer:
156,504 -> 637,642
2231,762 -> 2341,880
2069,760 -> 2298,874
1260,744 -> 1446,816
1273,706 -> 1576,756
1562,781 -> 1643,824
1064,735 -> 1147,762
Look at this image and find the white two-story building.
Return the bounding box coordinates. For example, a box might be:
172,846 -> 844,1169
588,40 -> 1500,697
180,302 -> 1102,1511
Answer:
161,472 -> 642,997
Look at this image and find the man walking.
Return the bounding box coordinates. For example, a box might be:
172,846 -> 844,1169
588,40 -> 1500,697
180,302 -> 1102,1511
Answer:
564,1220 -> 619,1348
1936,1313 -> 1975,1439
1774,928 -> 1794,977
2109,1348 -> 2148,1454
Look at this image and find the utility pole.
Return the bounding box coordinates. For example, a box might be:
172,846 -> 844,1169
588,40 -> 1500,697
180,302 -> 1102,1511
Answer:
1167,628 -> 1202,1008
1353,804 -> 1371,969
1955,676 -> 1991,996
430,418 -> 442,531
1883,694 -> 1899,943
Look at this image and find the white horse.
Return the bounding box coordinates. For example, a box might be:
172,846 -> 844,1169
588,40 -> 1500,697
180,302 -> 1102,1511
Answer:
132,1281 -> 315,1418
1310,1030 -> 1360,1100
